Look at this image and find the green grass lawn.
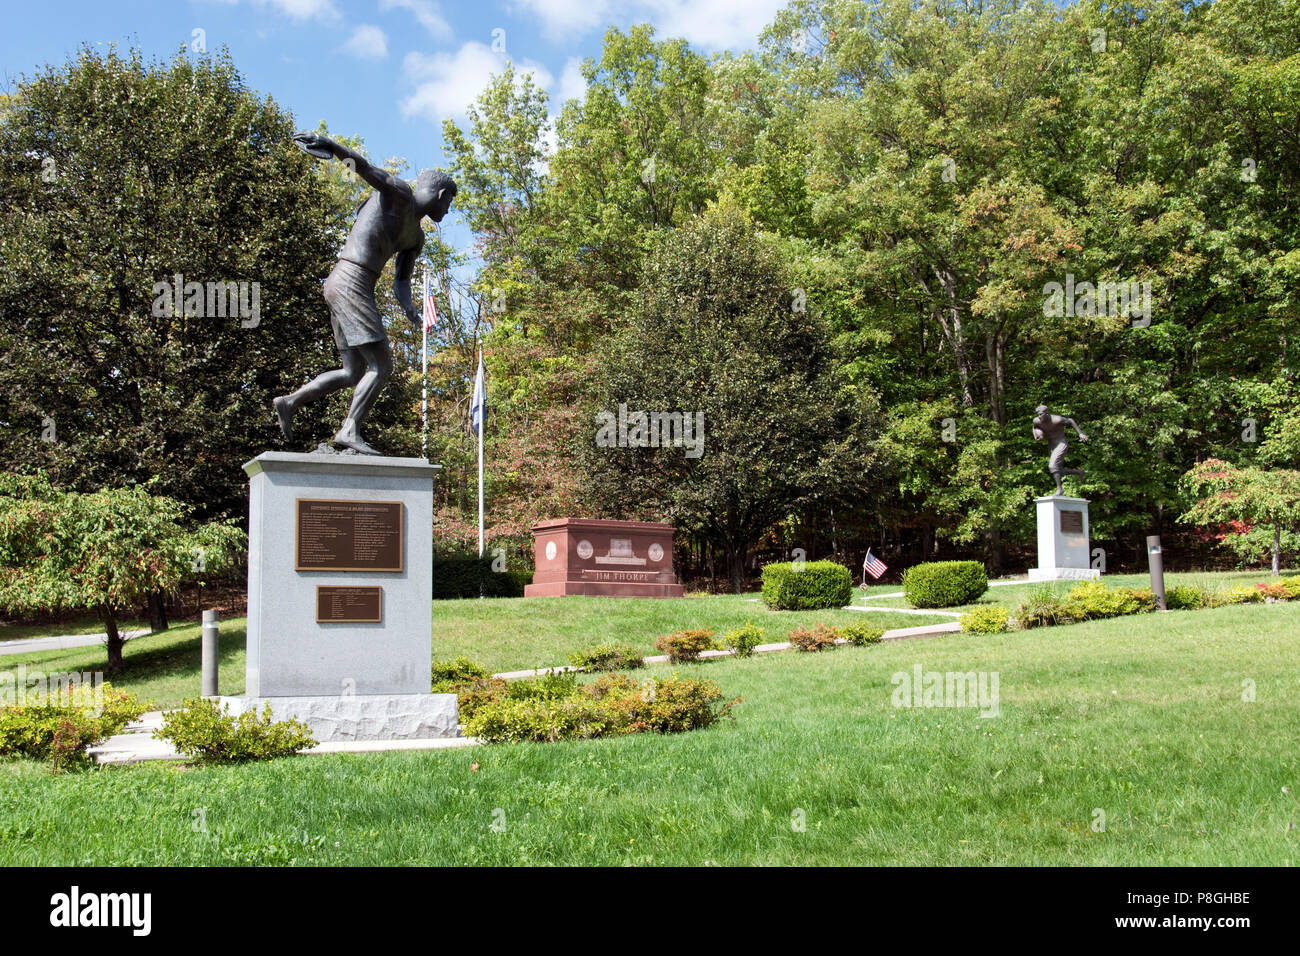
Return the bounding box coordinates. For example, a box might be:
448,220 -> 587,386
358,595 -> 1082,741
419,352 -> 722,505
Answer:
1,597 -> 1297,865
0,596 -> 927,709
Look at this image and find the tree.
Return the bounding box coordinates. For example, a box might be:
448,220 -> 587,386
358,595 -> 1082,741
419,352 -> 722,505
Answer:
581,201 -> 870,592
0,46 -> 341,518
1180,459 -> 1300,574
0,474 -> 245,671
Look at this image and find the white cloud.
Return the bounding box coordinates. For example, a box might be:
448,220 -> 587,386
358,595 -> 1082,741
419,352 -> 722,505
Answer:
510,0 -> 785,50
380,0 -> 453,40
400,42 -> 554,123
556,57 -> 587,106
342,24 -> 388,59
252,0 -> 340,21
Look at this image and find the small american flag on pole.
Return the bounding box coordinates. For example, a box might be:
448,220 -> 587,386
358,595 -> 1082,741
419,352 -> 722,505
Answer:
422,291 -> 438,332
862,549 -> 888,581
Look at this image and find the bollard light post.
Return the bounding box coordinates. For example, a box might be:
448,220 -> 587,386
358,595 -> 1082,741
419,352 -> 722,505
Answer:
1146,535 -> 1167,611
201,609 -> 220,697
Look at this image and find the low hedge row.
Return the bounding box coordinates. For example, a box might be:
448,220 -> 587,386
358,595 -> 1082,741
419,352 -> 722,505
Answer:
432,555 -> 533,599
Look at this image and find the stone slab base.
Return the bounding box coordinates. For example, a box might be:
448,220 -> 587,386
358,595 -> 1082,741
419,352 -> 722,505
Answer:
523,581 -> 685,598
216,693 -> 459,743
1028,567 -> 1101,582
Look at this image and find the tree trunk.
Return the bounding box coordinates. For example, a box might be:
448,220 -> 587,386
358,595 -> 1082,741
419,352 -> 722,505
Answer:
102,604 -> 124,673
147,590 -> 169,633
1273,525 -> 1281,576
727,543 -> 746,595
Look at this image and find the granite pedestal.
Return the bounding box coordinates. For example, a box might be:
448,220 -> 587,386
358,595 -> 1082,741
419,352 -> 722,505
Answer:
224,451 -> 457,742
1027,495 -> 1101,581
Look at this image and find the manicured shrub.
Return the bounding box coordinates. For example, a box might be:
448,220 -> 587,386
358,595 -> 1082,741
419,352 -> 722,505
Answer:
840,621 -> 885,646
1226,584 -> 1262,604
431,656 -> 490,691
787,624 -> 839,652
1061,581 -> 1155,621
462,696 -> 618,743
901,561 -> 988,608
722,622 -> 765,657
0,683 -> 147,769
505,671 -> 579,702
655,629 -> 718,662
581,673 -> 642,699
599,676 -> 741,734
568,644 -> 645,671
1255,581 -> 1289,601
155,699 -> 315,763
465,674 -> 740,743
449,678 -> 508,720
760,560 -> 852,610
1166,584 -> 1207,610
960,604 -> 1011,634
432,555 -> 533,599
1280,576 -> 1300,599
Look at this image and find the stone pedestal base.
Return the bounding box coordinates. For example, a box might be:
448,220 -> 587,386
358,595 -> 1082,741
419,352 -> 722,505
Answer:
1030,495 -> 1099,581
523,580 -> 685,598
217,693 -> 459,743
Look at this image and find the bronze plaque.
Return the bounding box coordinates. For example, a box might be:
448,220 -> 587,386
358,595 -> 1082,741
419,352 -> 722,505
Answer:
296,499 -> 403,572
1060,510 -> 1084,534
316,586 -> 383,623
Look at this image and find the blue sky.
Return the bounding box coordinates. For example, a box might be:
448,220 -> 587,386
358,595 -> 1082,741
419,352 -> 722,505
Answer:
1,0 -> 789,262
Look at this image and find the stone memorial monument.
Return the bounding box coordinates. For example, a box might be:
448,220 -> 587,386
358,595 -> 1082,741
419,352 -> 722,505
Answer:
218,132 -> 462,740
524,518 -> 685,598
220,451 -> 457,740
1028,405 -> 1100,581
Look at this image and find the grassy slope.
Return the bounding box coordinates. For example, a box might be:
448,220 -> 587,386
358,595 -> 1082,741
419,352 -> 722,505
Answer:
2,601 -> 1297,865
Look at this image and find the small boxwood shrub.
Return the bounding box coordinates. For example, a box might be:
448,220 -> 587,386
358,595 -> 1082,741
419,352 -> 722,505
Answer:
901,561 -> 988,608
155,700 -> 315,763
960,604 -> 1010,633
655,629 -> 718,663
568,644 -> 645,671
840,622 -> 884,646
431,656 -> 490,691
722,622 -> 765,657
787,624 -> 839,652
760,560 -> 852,610
0,683 -> 148,769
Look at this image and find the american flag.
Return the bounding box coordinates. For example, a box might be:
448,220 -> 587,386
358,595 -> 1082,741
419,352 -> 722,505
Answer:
422,292 -> 438,332
862,549 -> 888,580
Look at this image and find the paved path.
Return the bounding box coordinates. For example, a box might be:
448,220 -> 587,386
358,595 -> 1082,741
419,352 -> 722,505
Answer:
0,629 -> 148,658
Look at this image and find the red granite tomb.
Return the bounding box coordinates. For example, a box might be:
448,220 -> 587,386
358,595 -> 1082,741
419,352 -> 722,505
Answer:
523,518 -> 685,598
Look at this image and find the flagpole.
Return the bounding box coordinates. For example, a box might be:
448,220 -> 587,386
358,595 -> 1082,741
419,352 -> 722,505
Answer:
477,342 -> 485,559
421,271 -> 429,460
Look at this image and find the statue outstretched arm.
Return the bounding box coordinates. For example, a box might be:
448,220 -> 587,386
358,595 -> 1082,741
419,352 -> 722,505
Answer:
293,131 -> 413,202
393,247 -> 421,327
1065,418 -> 1088,441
